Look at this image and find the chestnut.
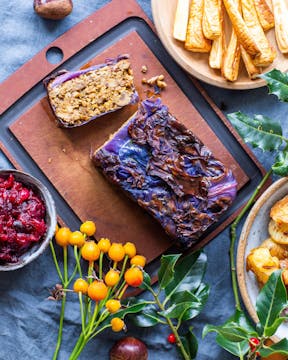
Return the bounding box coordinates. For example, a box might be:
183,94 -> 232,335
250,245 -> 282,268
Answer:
34,0 -> 73,20
109,337 -> 148,360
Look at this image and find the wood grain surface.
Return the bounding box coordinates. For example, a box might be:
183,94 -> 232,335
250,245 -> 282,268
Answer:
10,31 -> 249,262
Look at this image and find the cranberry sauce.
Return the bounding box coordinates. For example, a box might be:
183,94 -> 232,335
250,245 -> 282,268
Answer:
0,174 -> 47,263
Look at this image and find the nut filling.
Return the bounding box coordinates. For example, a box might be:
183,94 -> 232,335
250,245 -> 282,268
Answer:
45,56 -> 138,127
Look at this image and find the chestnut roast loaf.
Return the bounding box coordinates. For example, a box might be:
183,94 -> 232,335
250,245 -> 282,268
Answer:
44,55 -> 138,128
93,97 -> 237,248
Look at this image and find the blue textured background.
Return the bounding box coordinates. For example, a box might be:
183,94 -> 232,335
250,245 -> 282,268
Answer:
0,1 -> 287,359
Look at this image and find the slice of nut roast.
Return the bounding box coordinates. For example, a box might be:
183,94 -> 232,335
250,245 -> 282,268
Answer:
43,55 -> 139,128
92,97 -> 237,248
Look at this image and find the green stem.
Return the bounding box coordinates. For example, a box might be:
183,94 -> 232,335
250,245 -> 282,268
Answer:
69,334 -> 87,360
74,246 -> 82,278
229,170 -> 272,311
52,293 -> 66,360
151,288 -> 190,360
63,246 -> 68,284
78,292 -> 85,334
67,264 -> 78,286
99,252 -> 104,280
50,242 -> 64,283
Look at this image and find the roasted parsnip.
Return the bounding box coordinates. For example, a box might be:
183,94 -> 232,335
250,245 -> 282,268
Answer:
240,46 -> 262,78
222,0 -> 241,81
271,0 -> 288,53
241,0 -> 276,66
254,0 -> 275,31
202,0 -> 221,40
223,0 -> 261,56
173,0 -> 190,42
209,0 -> 226,69
185,0 -> 211,52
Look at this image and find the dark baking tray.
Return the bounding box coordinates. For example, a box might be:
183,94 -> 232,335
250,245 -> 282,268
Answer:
0,10 -> 265,258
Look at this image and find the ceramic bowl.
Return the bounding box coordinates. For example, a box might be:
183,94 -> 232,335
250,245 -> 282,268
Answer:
0,169 -> 57,271
237,177 -> 288,340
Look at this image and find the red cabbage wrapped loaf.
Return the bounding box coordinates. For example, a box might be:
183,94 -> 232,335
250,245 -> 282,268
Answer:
44,55 -> 139,128
93,97 -> 237,248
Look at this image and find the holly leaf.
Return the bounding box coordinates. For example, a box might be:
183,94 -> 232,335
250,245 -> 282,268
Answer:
203,310 -> 257,354
158,254 -> 181,289
272,150 -> 288,176
260,69 -> 288,102
181,284 -> 210,321
260,338 -> 288,357
139,271 -> 151,290
228,112 -> 283,151
202,324 -> 251,343
256,270 -> 288,337
115,298 -> 151,320
130,303 -> 162,327
165,251 -> 207,299
159,290 -> 201,320
179,327 -> 198,359
216,336 -> 249,357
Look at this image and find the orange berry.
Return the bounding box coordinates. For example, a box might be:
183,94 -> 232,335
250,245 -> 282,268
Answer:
131,255 -> 146,268
80,221 -> 96,237
69,231 -> 85,247
81,241 -> 100,261
124,267 -> 143,287
123,242 -> 137,258
106,299 -> 121,313
88,281 -> 108,301
98,238 -> 111,253
111,317 -> 125,332
55,227 -> 71,247
105,269 -> 120,287
73,278 -> 89,294
108,243 -> 125,262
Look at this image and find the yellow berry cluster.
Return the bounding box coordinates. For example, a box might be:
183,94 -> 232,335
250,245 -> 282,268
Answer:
54,220 -> 146,332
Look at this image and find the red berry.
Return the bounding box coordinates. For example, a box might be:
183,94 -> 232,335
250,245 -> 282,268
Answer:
167,333 -> 176,344
249,337 -> 260,356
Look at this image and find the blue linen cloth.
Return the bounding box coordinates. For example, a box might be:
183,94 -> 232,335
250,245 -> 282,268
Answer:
0,1 -> 287,359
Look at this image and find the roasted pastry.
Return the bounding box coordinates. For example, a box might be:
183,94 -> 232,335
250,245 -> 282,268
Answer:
44,55 -> 139,128
93,97 -> 237,248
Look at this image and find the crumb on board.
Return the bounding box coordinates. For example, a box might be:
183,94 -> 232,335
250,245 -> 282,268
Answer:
142,74 -> 167,90
48,157 -> 53,163
141,65 -> 148,73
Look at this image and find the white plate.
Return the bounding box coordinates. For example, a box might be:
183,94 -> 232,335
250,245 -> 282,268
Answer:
237,177 -> 288,340
151,0 -> 288,90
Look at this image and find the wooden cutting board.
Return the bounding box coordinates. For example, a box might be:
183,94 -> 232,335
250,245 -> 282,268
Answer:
0,0 -> 266,264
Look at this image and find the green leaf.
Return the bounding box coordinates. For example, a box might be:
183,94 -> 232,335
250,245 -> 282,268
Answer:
180,327 -> 198,359
158,254 -> 181,289
131,303 -> 162,327
159,291 -> 201,320
228,112 -> 283,151
260,338 -> 288,357
216,336 -> 249,357
165,251 -> 207,299
256,270 -> 288,337
272,150 -> 288,176
115,298 -> 151,320
202,324 -> 251,343
139,270 -> 151,290
260,69 -> 288,102
171,284 -> 209,321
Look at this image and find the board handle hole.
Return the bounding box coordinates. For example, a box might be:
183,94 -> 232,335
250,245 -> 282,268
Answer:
46,47 -> 64,64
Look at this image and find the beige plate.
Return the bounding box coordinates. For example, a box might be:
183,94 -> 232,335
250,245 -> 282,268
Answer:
237,177 -> 288,340
151,0 -> 288,90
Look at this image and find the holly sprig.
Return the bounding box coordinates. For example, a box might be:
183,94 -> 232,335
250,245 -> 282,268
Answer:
127,251 -> 209,360
203,69 -> 288,359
